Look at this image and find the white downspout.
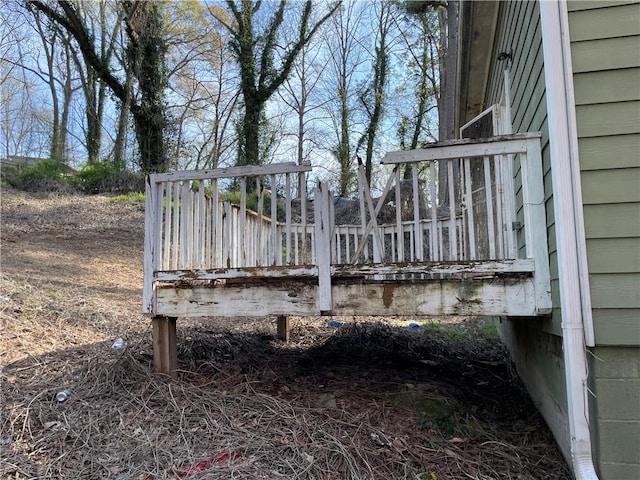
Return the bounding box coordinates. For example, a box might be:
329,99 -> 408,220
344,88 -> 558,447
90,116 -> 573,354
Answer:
539,1 -> 598,479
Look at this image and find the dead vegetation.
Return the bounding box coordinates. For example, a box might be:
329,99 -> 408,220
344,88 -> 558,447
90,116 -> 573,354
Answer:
0,187 -> 571,479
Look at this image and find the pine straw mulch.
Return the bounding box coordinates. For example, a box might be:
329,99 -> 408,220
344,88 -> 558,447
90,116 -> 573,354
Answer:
0,188 -> 571,479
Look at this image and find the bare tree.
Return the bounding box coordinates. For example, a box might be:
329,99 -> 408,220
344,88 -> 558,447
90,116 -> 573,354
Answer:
164,1 -> 239,170
356,0 -> 394,185
67,0 -> 123,163
209,0 -> 340,167
28,0 -> 171,173
320,0 -> 367,197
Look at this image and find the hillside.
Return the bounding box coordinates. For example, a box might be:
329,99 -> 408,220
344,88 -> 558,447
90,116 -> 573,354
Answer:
0,188 -> 571,479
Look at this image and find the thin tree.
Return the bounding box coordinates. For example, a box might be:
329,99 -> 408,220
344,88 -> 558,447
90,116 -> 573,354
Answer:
210,0 -> 340,167
321,0 -> 366,197
28,0 -> 171,173
356,0 -> 394,185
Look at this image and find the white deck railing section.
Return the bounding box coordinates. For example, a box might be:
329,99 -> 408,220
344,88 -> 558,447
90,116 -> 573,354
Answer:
143,133 -> 549,315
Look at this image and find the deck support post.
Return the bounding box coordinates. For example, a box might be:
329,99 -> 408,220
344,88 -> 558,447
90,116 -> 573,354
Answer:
276,315 -> 291,342
314,182 -> 333,314
152,316 -> 177,378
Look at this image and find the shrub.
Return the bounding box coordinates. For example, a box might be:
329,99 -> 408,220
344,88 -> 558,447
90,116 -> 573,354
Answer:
73,162 -> 144,194
109,192 -> 146,203
220,190 -> 273,216
4,159 -> 73,193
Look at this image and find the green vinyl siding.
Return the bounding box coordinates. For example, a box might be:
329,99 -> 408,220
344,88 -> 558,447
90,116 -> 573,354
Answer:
569,2 -> 640,473
589,274 -> 640,309
575,101 -> 640,138
583,203 -> 640,239
578,134 -> 640,171
479,1 -> 640,475
573,68 -> 640,105
586,238 -> 640,273
568,3 -> 640,40
569,0 -> 638,11
483,0 -> 575,464
592,310 -> 640,346
581,168 -> 640,204
571,36 -> 640,73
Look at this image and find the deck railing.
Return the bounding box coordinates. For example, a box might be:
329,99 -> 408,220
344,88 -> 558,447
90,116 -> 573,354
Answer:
143,133 -> 550,315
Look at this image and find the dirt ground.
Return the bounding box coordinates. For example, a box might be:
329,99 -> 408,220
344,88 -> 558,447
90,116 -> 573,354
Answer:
0,187 -> 572,479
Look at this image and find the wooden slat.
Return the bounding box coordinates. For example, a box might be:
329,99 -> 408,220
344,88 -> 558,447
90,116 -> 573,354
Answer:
494,155 -> 504,259
210,180 -> 218,267
381,133 -> 541,163
430,162 -> 438,260
162,181 -> 172,270
315,182 -> 333,313
521,138 -> 552,313
447,159 -> 457,260
394,168 -> 404,262
142,177 -> 157,314
239,178 -> 246,266
155,277 -> 542,318
483,156 -> 496,259
152,162 -> 312,183
412,164 -> 423,261
300,172 -> 308,264
352,164 -> 392,262
270,174 -> 278,266
285,173 -> 292,264
464,158 -> 477,260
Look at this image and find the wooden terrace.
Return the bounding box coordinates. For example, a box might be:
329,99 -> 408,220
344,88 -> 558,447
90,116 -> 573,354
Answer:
143,133 -> 551,376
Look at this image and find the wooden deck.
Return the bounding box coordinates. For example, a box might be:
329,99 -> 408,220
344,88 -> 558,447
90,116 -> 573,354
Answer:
143,133 -> 551,376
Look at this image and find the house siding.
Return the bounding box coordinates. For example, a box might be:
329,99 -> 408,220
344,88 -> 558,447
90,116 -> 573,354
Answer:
568,1 -> 640,476
479,1 -> 640,476
484,0 -> 574,463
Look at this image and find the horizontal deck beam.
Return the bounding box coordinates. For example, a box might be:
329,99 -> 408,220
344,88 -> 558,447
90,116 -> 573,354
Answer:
154,276 -> 548,318
154,259 -> 535,283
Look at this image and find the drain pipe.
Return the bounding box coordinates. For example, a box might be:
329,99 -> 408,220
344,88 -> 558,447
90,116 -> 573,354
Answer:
539,1 -> 599,479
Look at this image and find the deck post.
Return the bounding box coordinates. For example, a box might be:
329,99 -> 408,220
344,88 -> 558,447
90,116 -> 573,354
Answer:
314,182 -> 333,314
152,316 -> 178,378
276,315 -> 291,341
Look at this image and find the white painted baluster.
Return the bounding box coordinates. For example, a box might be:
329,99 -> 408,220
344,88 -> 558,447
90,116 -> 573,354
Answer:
300,172 -> 308,264
239,178 -> 246,267
197,183 -> 206,268
285,173 -> 292,264
394,168 -> 404,262
447,159 -> 457,260
494,155 -> 505,259
162,181 -> 172,270
412,164 -> 423,261
358,168 -> 369,261
211,180 -> 218,267
179,183 -> 188,269
270,174 -> 277,266
314,182 -> 333,314
256,178 -> 264,266
464,158 -> 477,260
502,153 -> 517,259
171,182 -> 180,270
483,156 -> 496,259
223,202 -> 231,268
430,161 -> 438,261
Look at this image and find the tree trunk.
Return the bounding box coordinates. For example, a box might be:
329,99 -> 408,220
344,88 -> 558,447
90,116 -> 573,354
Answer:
437,1 -> 459,208
113,68 -> 133,170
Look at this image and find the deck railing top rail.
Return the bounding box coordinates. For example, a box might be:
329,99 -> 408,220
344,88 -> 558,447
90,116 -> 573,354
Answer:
381,132 -> 542,163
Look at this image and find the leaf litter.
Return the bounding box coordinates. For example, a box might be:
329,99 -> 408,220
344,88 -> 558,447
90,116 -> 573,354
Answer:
1,188 -> 571,479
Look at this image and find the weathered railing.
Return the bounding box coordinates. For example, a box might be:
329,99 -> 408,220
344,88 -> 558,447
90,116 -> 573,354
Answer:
143,133 -> 550,316
143,163 -> 313,313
